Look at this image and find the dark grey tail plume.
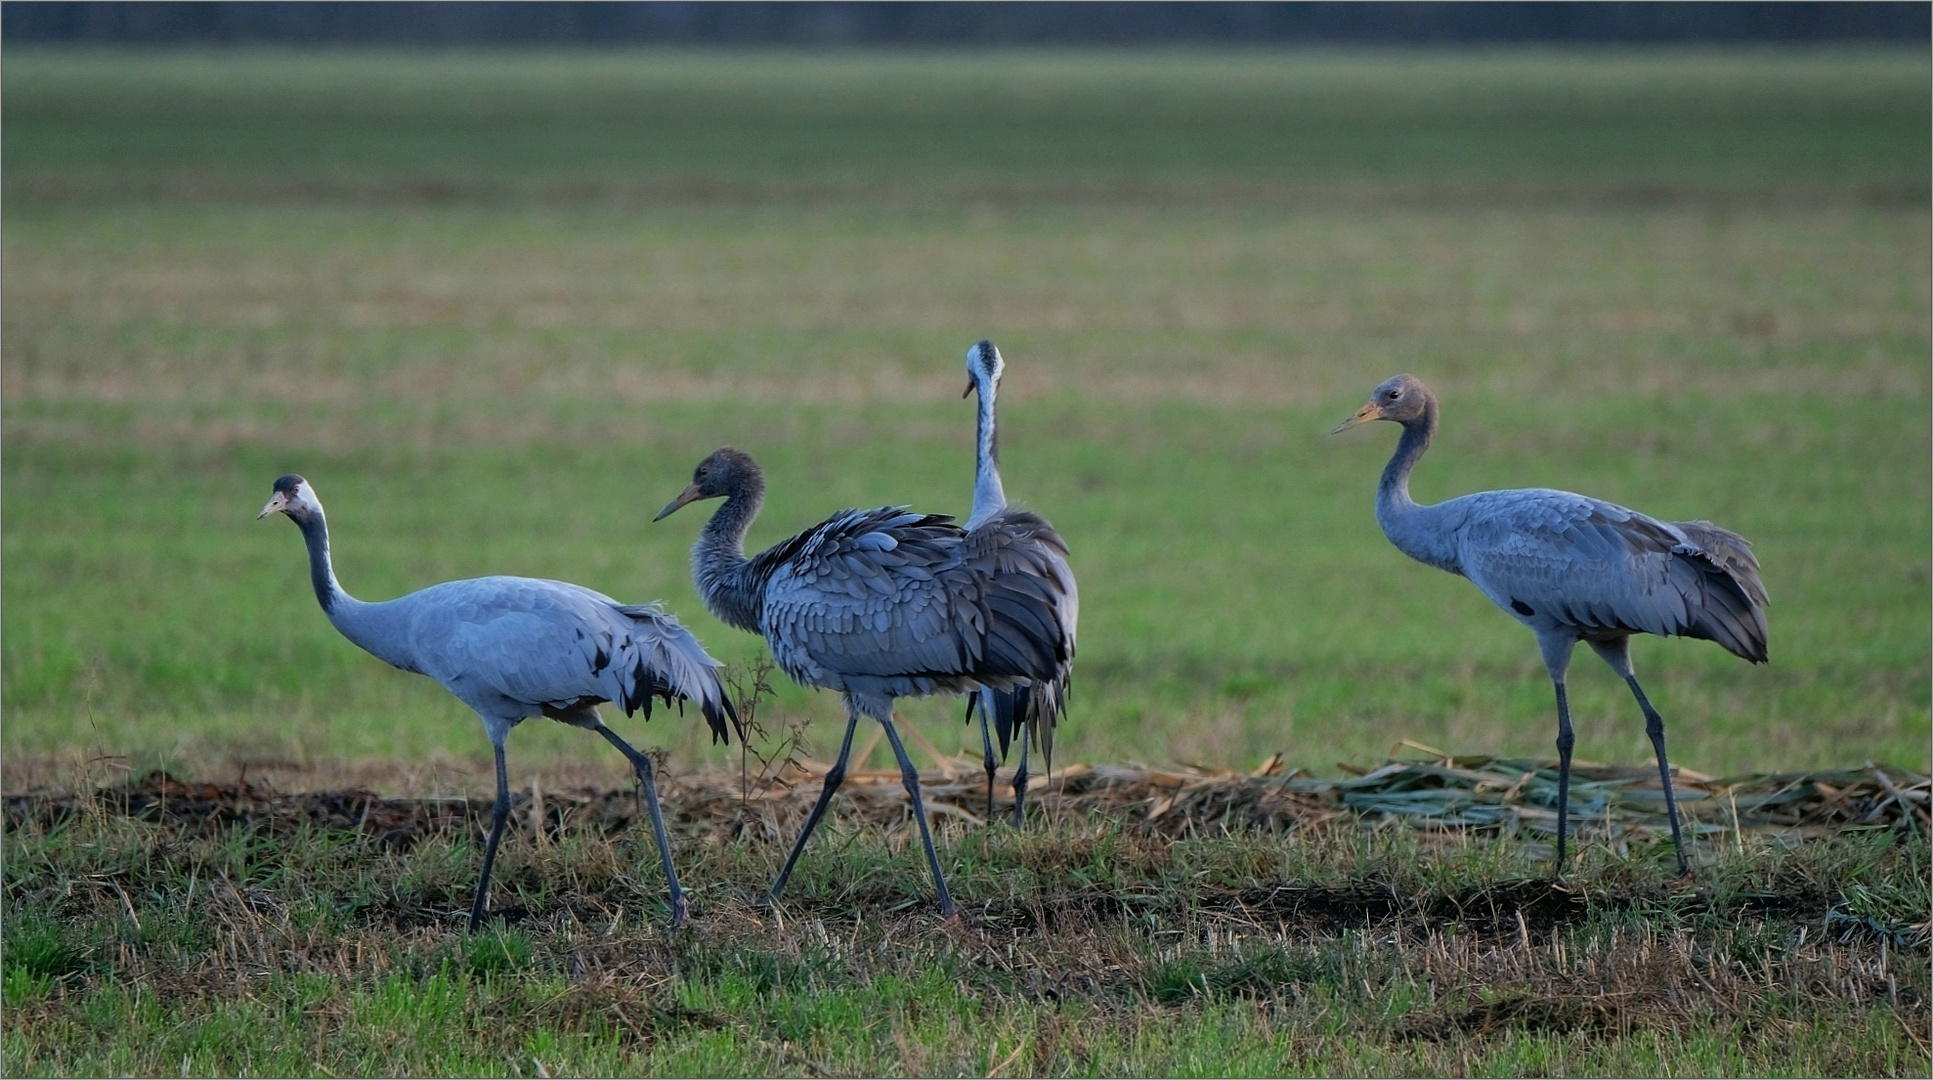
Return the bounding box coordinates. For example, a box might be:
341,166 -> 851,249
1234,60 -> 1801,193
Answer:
1672,520 -> 1768,664
983,685 -> 1022,758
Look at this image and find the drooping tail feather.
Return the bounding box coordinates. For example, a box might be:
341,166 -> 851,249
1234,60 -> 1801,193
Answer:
1670,521 -> 1769,665
1673,520 -> 1769,607
611,602 -> 745,743
965,505 -> 1075,779
980,685 -> 1021,759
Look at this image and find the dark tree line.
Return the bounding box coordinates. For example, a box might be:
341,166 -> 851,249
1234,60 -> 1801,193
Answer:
4,1 -> 1927,46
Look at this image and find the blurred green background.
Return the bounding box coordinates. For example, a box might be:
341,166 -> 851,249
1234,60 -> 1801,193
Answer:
4,48 -> 1927,790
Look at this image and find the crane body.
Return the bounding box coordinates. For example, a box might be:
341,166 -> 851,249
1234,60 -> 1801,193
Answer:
1335,376 -> 1767,873
260,474 -> 738,930
655,448 -> 1071,917
960,340 -> 1078,823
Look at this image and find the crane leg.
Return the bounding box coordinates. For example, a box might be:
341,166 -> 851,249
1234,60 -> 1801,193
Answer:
1623,675 -> 1691,876
469,742 -> 512,931
1551,680 -> 1575,875
764,705 -> 861,907
1011,718 -> 1031,827
879,711 -> 958,919
971,694 -> 998,821
592,722 -> 689,929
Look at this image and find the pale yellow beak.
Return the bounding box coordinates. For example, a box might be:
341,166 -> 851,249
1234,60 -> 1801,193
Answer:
257,492 -> 289,519
653,482 -> 705,522
1331,401 -> 1383,434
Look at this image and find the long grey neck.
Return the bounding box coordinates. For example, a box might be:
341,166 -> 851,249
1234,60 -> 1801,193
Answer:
1377,396 -> 1435,512
1374,396 -> 1463,573
290,508 -> 406,666
693,480 -> 769,634
293,507 -> 349,615
966,375 -> 1006,529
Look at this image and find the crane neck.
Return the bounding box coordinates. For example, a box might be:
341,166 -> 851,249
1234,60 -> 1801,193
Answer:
966,375 -> 1007,529
692,473 -> 769,634
1377,395 -> 1438,515
290,505 -> 351,615
1373,394 -> 1464,574
284,505 -> 398,661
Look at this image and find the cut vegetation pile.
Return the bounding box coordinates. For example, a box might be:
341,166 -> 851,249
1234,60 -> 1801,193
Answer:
8,751 -> 1925,856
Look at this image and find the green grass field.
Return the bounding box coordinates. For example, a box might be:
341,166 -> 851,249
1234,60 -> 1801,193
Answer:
3,47 -> 1929,1076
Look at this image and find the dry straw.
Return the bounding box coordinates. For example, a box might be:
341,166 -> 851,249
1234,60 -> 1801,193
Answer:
8,746 -> 1925,853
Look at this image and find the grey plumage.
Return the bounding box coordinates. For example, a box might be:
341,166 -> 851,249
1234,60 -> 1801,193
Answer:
961,339 -> 1080,823
260,474 -> 738,930
655,447 -> 1072,918
1334,375 -> 1767,874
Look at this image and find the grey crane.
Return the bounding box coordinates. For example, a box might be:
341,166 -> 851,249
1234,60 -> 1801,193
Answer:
960,340 -> 1079,824
258,474 -> 739,930
1333,375 -> 1768,874
653,448 -> 1072,918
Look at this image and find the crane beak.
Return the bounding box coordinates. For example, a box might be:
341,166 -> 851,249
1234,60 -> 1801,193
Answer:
653,483 -> 705,522
257,492 -> 288,519
1331,402 -> 1382,434
962,377 -> 979,399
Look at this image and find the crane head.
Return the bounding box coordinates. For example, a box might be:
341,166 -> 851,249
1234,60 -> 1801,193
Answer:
963,339 -> 1003,399
654,448 -> 762,522
1333,374 -> 1431,433
258,474 -> 320,521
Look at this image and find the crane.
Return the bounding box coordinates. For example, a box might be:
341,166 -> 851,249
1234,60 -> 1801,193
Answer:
654,448 -> 1071,917
960,339 -> 1078,824
259,474 -> 739,930
1333,375 -> 1767,874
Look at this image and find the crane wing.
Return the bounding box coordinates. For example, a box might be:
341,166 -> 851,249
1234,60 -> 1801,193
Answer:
1453,490 -> 1768,662
757,506 -> 1066,698
403,577 -> 740,742
967,507 -> 1078,761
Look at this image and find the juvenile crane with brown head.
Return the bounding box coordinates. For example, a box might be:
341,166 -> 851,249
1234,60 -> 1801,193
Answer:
655,447 -> 1072,917
1335,375 -> 1768,874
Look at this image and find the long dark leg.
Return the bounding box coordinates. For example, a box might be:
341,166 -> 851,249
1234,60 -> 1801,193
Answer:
971,694 -> 997,821
1011,718 -> 1031,827
765,705 -> 862,905
469,742 -> 512,931
879,711 -> 957,919
1624,675 -> 1691,876
592,722 -> 689,928
1552,680 -> 1575,875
